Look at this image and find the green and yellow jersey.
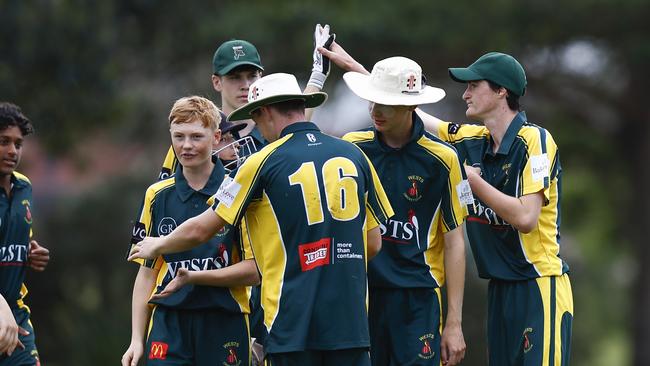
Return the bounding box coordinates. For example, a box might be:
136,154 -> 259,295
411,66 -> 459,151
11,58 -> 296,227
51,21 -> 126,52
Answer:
128,161 -> 250,313
0,172 -> 34,310
213,122 -> 393,353
343,115 -> 468,289
438,111 -> 569,280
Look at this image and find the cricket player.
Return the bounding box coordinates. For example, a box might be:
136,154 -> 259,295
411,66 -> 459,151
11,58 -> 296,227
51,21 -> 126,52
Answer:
129,73 -> 394,366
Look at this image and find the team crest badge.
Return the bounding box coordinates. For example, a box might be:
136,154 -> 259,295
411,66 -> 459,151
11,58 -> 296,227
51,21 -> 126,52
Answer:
22,200 -> 32,224
522,327 -> 534,353
232,46 -> 245,60
418,333 -> 436,359
223,341 -> 242,365
403,175 -> 423,202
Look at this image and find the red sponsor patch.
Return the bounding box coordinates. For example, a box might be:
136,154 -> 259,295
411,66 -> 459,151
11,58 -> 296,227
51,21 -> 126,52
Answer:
298,238 -> 330,271
149,341 -> 169,360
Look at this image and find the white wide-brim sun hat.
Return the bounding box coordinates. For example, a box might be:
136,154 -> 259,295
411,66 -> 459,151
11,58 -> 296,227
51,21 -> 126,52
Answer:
229,73 -> 328,121
343,56 -> 445,106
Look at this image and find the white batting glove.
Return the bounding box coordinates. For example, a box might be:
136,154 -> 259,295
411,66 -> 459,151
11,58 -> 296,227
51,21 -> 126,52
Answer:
307,23 -> 336,89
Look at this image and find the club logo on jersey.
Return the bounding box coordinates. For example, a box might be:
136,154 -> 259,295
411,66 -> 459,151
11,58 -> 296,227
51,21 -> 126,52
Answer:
158,217 -> 177,235
418,333 -> 436,359
403,175 -> 423,202
149,341 -> 168,360
298,238 -> 330,271
223,341 -> 241,365
214,225 -> 231,238
522,327 -> 534,353
232,46 -> 245,60
22,199 -> 32,224
448,123 -> 461,134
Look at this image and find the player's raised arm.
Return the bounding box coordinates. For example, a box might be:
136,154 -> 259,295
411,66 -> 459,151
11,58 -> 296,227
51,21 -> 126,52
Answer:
305,23 -> 335,121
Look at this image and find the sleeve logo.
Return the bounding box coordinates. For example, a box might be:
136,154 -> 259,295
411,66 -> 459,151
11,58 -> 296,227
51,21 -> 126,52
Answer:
131,222 -> 146,244
530,154 -> 550,182
456,180 -> 474,206
448,123 -> 461,134
215,176 -> 242,208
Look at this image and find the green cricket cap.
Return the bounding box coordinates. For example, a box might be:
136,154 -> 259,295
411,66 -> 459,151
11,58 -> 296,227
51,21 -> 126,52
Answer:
448,52 -> 527,96
212,40 -> 264,75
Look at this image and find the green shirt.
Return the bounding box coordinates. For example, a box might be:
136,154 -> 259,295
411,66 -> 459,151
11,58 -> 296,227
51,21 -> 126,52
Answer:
128,161 -> 250,313
343,114 -> 468,289
214,122 -> 394,353
0,172 -> 33,309
439,112 -> 569,280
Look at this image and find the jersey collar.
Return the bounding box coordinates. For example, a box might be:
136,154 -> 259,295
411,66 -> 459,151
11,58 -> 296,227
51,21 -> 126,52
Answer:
249,125 -> 268,147
175,158 -> 226,202
279,121 -> 320,138
489,111 -> 527,156
374,112 -> 425,151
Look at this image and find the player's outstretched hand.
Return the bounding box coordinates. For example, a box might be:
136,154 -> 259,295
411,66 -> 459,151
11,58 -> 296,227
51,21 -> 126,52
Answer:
121,341 -> 144,366
28,240 -> 49,272
440,323 -> 466,365
151,268 -> 192,300
308,23 -> 336,89
128,236 -> 163,261
0,305 -> 27,356
318,40 -> 369,75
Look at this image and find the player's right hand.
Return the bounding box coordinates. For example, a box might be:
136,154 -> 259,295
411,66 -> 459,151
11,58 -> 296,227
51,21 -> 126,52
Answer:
121,342 -> 144,366
150,268 -> 191,300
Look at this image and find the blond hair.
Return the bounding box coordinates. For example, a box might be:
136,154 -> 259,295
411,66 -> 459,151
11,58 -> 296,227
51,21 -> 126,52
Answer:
168,96 -> 221,130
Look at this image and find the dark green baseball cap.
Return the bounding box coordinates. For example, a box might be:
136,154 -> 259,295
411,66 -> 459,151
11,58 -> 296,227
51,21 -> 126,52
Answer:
212,40 -> 264,75
448,52 -> 527,96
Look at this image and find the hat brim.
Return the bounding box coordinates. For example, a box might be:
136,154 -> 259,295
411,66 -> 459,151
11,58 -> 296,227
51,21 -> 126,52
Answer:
448,67 -> 484,83
228,92 -> 328,121
216,61 -> 264,76
343,72 -> 445,106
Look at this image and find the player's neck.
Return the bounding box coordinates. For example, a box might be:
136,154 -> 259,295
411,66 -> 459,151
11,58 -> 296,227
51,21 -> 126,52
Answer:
483,108 -> 518,153
379,117 -> 413,149
0,174 -> 11,197
182,161 -> 215,191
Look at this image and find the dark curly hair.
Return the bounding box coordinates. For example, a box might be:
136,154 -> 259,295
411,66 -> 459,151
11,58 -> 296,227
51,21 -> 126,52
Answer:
0,102 -> 34,136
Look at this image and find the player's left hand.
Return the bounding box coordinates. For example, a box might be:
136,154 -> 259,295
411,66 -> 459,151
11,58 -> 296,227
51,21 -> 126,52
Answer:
440,323 -> 466,365
307,23 -> 336,89
150,268 -> 191,300
127,236 -> 163,261
27,240 -> 49,272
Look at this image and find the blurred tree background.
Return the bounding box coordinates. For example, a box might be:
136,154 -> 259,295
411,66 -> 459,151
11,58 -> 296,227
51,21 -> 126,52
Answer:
1,0 -> 649,364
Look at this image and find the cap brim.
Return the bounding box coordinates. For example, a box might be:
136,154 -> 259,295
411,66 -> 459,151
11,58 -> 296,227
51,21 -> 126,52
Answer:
448,67 -> 484,83
343,72 -> 445,106
216,61 -> 264,75
221,122 -> 247,135
228,92 -> 328,121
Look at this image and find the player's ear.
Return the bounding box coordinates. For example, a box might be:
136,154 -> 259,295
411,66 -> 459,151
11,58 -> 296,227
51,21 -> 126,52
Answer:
212,75 -> 223,92
213,128 -> 222,147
